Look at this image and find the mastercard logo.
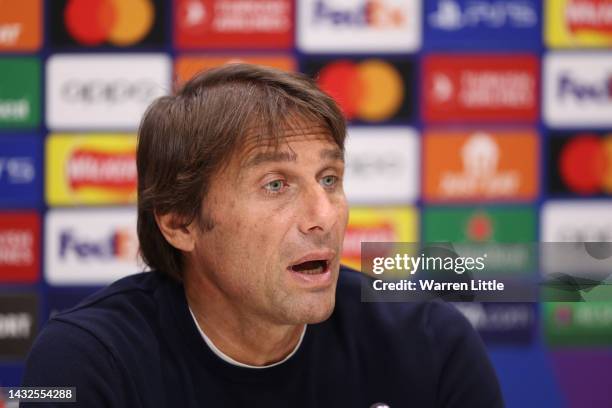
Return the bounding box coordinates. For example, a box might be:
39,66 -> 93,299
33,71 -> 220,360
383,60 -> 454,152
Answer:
316,59 -> 404,122
64,0 -> 154,46
559,134 -> 612,195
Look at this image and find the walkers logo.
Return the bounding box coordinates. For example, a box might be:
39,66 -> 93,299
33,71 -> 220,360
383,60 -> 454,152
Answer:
544,53 -> 612,127
423,130 -> 538,202
425,0 -> 540,49
423,207 -> 536,242
45,208 -> 141,285
422,55 -> 539,123
49,0 -> 164,48
46,54 -> 171,130
303,58 -> 414,123
342,207 -> 417,270
344,127 -> 419,204
548,132 -> 612,196
546,0 -> 612,47
0,212 -> 39,284
0,134 -> 42,207
0,293 -> 38,360
0,0 -> 41,51
46,134 -> 137,206
175,0 -> 293,49
175,55 -> 296,85
0,58 -> 40,128
297,0 -> 421,52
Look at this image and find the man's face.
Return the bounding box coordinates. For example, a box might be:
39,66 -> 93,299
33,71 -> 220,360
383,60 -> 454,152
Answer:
186,127 -> 349,325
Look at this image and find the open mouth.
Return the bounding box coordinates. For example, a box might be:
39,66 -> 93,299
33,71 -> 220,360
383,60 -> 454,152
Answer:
290,259 -> 329,275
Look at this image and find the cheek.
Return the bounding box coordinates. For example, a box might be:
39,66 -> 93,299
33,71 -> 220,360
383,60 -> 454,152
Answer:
335,197 -> 349,228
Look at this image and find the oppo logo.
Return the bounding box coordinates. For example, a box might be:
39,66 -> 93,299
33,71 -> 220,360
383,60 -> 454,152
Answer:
556,227 -> 612,243
61,79 -> 158,104
348,154 -> 400,177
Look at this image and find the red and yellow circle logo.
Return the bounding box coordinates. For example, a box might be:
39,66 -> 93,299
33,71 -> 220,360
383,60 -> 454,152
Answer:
317,59 -> 404,122
559,134 -> 612,195
64,0 -> 154,46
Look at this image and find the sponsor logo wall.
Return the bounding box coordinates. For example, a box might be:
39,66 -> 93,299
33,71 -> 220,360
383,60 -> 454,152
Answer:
0,1 -> 611,404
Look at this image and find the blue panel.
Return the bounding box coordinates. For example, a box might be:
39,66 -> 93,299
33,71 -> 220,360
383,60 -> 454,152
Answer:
0,134 -> 43,208
423,0 -> 542,50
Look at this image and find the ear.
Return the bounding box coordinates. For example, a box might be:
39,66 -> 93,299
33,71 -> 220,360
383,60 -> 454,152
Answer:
155,211 -> 196,252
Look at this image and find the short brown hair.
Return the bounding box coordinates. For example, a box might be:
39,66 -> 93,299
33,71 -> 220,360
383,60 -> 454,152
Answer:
137,63 -> 346,281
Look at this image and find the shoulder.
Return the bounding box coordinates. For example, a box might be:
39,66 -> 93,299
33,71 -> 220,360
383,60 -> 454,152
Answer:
23,272 -> 171,385
47,272 -> 165,343
22,272 -> 176,405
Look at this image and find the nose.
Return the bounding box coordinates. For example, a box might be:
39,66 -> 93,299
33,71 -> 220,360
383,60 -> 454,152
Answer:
297,182 -> 340,236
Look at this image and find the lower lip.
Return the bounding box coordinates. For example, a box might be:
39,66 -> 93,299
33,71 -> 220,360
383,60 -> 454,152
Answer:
288,264 -> 333,288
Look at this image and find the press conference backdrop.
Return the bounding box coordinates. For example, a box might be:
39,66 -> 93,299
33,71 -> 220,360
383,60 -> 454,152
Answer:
0,0 -> 611,406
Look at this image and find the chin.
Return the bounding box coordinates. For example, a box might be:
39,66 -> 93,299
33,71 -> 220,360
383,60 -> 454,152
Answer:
293,292 -> 336,324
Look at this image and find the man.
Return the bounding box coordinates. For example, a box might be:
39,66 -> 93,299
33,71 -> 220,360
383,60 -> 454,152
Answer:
22,64 -> 503,407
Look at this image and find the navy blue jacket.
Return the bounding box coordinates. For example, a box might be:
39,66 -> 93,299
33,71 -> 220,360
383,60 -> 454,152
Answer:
22,267 -> 503,407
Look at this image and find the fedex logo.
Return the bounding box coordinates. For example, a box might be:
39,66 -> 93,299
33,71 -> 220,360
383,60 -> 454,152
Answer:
558,73 -> 612,101
297,0 -> 420,53
544,53 -> 612,126
313,0 -> 405,27
45,209 -> 141,285
59,228 -> 134,261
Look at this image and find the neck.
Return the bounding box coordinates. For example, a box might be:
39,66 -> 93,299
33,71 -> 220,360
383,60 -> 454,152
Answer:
184,271 -> 304,367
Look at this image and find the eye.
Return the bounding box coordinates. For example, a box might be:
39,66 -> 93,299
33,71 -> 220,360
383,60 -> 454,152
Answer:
320,175 -> 337,187
263,179 -> 286,193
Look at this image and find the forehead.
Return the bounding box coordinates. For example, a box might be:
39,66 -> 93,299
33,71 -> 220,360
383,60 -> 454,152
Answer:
235,123 -> 342,167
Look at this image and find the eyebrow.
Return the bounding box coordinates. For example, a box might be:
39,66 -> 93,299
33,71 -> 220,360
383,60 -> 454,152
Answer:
321,148 -> 344,162
244,151 -> 297,168
244,148 -> 344,168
